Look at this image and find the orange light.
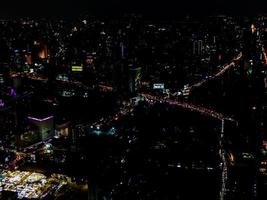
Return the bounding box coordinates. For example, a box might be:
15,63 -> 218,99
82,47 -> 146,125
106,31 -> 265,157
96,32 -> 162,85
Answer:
229,153 -> 235,162
37,44 -> 48,59
263,141 -> 267,150
263,51 -> 267,65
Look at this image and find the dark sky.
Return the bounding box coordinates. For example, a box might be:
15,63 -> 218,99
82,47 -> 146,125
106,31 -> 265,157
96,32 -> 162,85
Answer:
0,0 -> 265,18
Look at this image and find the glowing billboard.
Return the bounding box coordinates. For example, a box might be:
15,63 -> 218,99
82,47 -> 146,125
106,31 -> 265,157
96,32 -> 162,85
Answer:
72,65 -> 83,72
153,83 -> 165,89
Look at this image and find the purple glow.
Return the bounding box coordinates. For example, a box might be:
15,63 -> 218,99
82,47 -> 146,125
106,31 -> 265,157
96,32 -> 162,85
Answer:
28,116 -> 54,122
9,88 -> 17,97
120,42 -> 124,59
0,99 -> 5,107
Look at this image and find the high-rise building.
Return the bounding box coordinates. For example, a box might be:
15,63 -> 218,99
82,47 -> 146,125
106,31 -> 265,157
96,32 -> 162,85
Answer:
193,40 -> 204,55
129,65 -> 141,95
28,115 -> 54,141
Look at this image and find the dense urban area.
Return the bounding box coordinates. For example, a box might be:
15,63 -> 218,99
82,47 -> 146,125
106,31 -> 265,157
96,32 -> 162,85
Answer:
0,13 -> 266,200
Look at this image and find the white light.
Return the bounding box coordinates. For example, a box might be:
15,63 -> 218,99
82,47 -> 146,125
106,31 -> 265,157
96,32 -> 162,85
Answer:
82,20 -> 87,25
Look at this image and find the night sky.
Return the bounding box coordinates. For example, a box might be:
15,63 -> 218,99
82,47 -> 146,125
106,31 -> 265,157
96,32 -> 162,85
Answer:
0,0 -> 265,18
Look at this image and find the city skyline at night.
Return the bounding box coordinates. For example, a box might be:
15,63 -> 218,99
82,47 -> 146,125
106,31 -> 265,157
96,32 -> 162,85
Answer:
0,1 -> 266,200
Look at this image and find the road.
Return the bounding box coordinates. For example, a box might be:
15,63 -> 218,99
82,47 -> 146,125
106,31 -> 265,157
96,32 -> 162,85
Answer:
141,93 -> 235,122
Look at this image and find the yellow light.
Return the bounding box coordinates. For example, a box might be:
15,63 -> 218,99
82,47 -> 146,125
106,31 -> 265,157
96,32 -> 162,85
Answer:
72,66 -> 83,72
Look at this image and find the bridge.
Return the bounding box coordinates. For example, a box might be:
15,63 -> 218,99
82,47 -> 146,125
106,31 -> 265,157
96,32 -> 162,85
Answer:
141,93 -> 235,122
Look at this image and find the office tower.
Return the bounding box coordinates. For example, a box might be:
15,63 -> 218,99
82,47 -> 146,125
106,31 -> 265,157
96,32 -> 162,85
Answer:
28,115 -> 54,141
129,65 -> 141,95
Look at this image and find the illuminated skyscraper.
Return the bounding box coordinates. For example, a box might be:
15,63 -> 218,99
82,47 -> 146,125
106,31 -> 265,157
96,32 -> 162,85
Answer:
129,65 -> 141,95
28,115 -> 54,140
